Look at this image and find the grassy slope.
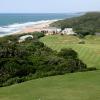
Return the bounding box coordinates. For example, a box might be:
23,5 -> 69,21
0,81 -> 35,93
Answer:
0,35 -> 100,100
0,71 -> 100,100
40,35 -> 100,68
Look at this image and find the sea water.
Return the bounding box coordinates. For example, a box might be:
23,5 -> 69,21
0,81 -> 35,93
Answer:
0,13 -> 81,36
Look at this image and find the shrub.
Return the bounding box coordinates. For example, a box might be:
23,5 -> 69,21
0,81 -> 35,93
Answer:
0,35 -> 88,87
78,40 -> 85,44
58,48 -> 78,59
66,59 -> 87,73
32,32 -> 45,39
87,67 -> 97,71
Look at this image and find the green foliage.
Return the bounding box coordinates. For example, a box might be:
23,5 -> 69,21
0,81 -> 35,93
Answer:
58,48 -> 78,59
32,32 -> 45,39
58,48 -> 87,72
51,12 -> 100,36
78,40 -> 85,44
40,35 -> 100,68
0,34 -> 88,87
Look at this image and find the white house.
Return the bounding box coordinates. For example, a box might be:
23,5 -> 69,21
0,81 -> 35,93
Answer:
18,35 -> 33,43
62,28 -> 76,35
41,27 -> 61,35
41,27 -> 76,35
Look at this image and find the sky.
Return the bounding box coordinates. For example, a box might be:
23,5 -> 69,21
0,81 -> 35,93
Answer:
0,0 -> 100,13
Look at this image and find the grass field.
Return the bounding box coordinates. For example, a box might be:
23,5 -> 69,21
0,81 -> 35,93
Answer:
0,71 -> 100,100
40,35 -> 100,68
0,35 -> 100,100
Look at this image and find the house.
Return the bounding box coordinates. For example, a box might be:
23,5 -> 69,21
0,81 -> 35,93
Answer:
18,35 -> 33,43
41,27 -> 61,35
62,28 -> 76,35
41,27 -> 76,35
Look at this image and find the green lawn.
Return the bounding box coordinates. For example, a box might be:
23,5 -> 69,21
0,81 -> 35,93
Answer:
40,35 -> 100,68
0,71 -> 100,100
0,35 -> 100,100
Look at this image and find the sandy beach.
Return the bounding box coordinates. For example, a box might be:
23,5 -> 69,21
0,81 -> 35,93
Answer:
17,20 -> 57,34
0,20 -> 57,37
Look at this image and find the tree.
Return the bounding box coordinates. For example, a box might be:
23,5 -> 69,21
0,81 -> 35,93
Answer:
58,48 -> 78,59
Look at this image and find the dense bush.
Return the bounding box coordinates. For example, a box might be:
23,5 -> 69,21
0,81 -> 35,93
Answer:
78,40 -> 85,44
51,12 -> 100,37
58,48 -> 87,72
0,33 -> 89,87
58,48 -> 78,59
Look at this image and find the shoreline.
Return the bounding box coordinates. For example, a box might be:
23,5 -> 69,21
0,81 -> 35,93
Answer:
0,19 -> 58,37
19,20 -> 57,34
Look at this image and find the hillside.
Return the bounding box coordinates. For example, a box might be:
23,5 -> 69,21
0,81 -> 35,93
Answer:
50,12 -> 100,36
0,71 -> 100,100
40,35 -> 100,68
0,35 -> 100,100
0,33 -> 87,87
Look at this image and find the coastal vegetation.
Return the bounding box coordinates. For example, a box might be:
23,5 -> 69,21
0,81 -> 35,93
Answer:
0,34 -> 100,100
40,35 -> 100,68
0,33 -> 88,87
0,12 -> 100,99
50,12 -> 100,37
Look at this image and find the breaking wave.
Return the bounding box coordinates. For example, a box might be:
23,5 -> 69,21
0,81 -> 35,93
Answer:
0,19 -> 58,37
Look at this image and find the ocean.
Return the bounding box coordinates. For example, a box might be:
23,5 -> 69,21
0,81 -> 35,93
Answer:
0,13 -> 81,36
